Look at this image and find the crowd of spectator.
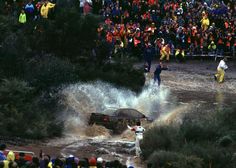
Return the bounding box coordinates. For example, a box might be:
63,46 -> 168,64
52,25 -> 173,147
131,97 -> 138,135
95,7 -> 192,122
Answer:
91,0 -> 235,61
1,0 -> 235,61
0,144 -> 134,168
2,0 -> 56,21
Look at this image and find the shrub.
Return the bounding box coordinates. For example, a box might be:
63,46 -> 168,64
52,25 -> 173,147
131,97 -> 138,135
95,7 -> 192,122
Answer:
24,55 -> 78,90
147,150 -> 203,168
218,135 -> 233,147
181,142 -> 235,168
180,122 -> 219,143
0,79 -> 63,138
141,125 -> 183,159
215,106 -> 236,136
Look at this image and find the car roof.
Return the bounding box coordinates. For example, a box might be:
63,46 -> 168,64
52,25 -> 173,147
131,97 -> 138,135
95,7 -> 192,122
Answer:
114,108 -> 146,119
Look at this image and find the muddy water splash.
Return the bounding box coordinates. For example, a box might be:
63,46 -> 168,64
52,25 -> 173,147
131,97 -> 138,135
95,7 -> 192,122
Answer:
61,80 -> 174,136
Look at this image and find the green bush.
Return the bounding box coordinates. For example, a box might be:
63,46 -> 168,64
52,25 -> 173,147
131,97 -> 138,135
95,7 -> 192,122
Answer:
0,79 -> 63,138
147,150 -> 203,168
141,125 -> 183,159
24,55 -> 78,90
218,135 -> 233,147
180,122 -> 219,143
215,106 -> 236,136
181,142 -> 234,168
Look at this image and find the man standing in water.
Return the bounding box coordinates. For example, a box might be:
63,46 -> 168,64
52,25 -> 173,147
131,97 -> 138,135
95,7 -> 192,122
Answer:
127,121 -> 145,157
214,57 -> 228,83
154,61 -> 168,86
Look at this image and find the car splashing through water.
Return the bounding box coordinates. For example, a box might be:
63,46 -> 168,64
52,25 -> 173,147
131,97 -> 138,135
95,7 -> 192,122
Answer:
60,80 -> 172,135
88,108 -> 153,134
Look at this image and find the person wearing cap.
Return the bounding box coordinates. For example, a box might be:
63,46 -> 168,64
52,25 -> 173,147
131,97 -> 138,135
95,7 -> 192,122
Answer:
127,121 -> 145,157
214,57 -> 228,83
0,144 -> 6,161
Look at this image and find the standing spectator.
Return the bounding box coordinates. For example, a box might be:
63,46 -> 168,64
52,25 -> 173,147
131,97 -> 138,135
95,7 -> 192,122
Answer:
160,44 -> 171,61
83,0 -> 92,15
40,1 -> 55,19
143,43 -> 155,72
214,57 -> 228,83
16,153 -> 26,168
0,144 -> 6,161
18,10 -> 26,24
201,11 -> 210,31
153,61 -> 168,86
127,121 -> 145,157
79,0 -> 85,13
25,1 -> 34,20
3,151 -> 15,168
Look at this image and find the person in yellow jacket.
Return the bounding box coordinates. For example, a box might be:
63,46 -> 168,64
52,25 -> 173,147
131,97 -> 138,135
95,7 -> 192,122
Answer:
40,1 -> 56,19
3,151 -> 15,168
201,12 -> 210,31
214,57 -> 228,83
19,10 -> 27,24
160,44 -> 170,61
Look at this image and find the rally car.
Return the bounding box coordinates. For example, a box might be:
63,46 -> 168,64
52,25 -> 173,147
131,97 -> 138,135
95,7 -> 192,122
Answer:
88,108 -> 152,134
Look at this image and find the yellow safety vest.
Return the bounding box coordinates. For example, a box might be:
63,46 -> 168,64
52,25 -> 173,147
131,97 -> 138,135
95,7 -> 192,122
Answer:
19,13 -> 27,24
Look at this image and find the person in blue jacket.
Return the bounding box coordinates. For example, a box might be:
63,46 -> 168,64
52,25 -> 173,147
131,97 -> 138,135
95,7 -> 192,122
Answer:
0,144 -> 6,161
144,43 -> 155,72
154,61 -> 168,86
